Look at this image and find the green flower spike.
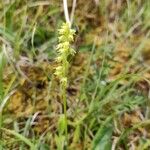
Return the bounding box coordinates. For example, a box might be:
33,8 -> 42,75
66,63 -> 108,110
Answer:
54,22 -> 76,145
55,22 -> 76,87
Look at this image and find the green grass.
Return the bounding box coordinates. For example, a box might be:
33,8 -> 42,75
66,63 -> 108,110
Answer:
0,0 -> 150,149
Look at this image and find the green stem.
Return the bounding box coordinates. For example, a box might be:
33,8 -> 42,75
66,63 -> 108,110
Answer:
62,84 -> 68,146
0,112 -> 2,139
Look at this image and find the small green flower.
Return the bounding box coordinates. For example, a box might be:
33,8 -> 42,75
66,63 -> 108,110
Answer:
60,77 -> 67,87
55,66 -> 63,77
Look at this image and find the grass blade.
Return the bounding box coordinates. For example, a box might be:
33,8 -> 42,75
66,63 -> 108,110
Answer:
1,128 -> 36,150
92,117 -> 113,150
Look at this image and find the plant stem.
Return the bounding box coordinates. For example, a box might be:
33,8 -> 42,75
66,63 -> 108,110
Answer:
62,84 -> 68,145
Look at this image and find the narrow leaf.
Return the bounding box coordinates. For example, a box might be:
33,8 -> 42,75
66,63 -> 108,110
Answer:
92,117 -> 113,150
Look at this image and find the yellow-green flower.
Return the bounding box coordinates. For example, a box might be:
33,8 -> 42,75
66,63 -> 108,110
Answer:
55,22 -> 76,87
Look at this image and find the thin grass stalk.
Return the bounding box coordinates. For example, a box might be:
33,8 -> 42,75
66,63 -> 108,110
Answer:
63,0 -> 71,26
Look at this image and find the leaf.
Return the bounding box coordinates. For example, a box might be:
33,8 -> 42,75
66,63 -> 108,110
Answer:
39,144 -> 50,150
58,114 -> 66,135
92,117 -> 113,150
55,134 -> 65,150
0,51 -> 6,100
73,125 -> 80,143
0,27 -> 15,43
